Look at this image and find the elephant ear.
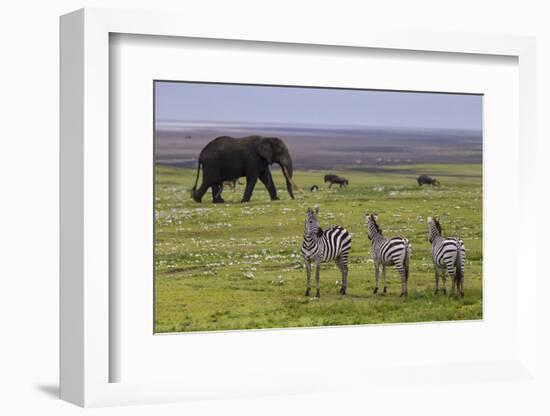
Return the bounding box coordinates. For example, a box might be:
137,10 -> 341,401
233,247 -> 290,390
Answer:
257,138 -> 273,164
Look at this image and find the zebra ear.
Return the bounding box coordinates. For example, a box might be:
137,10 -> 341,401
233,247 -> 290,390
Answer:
314,206 -> 319,215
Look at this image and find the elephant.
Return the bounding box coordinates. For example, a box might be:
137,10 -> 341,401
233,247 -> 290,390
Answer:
191,136 -> 301,203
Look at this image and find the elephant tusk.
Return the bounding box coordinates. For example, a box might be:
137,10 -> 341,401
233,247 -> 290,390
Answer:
282,167 -> 305,194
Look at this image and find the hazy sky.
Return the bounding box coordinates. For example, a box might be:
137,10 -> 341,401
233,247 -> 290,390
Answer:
155,81 -> 482,131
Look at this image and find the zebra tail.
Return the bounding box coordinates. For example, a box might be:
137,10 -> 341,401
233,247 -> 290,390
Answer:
190,161 -> 202,197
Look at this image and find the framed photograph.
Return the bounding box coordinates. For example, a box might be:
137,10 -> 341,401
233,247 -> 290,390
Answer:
153,80 -> 482,334
60,8 -> 538,408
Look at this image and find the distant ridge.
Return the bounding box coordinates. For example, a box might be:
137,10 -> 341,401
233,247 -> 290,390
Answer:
154,122 -> 482,170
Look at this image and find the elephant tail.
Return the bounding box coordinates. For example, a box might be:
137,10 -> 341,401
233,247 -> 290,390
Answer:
190,161 -> 202,197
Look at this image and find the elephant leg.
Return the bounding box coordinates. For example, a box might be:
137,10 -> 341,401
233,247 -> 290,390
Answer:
259,170 -> 279,201
193,182 -> 210,203
193,164 -> 219,203
241,175 -> 258,203
211,183 -> 225,203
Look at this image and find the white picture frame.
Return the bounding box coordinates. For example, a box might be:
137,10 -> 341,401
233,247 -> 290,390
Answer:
60,7 -> 538,408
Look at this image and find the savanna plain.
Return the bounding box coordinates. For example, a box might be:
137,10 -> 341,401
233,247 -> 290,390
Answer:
155,163 -> 482,333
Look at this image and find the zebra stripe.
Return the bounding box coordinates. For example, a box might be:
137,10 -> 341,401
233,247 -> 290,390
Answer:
427,217 -> 465,297
365,213 -> 411,296
301,207 -> 352,297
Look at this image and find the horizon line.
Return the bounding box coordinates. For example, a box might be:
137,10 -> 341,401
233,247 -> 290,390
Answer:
155,119 -> 483,133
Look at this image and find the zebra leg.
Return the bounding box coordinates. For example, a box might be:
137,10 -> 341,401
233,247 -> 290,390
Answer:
442,269 -> 447,295
382,265 -> 388,294
459,260 -> 465,298
434,265 -> 440,294
315,260 -> 321,298
373,262 -> 380,294
450,269 -> 461,298
451,277 -> 457,298
458,259 -> 465,298
337,257 -> 347,295
304,260 -> 311,296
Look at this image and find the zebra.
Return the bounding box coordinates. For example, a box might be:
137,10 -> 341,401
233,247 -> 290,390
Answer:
365,212 -> 411,297
427,217 -> 465,298
301,207 -> 352,297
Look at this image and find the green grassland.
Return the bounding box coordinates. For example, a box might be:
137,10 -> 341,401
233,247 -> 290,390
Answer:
154,164 -> 482,333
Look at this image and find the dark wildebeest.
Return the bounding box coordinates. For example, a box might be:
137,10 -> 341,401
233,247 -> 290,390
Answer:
310,185 -> 319,192
417,175 -> 440,186
324,174 -> 349,188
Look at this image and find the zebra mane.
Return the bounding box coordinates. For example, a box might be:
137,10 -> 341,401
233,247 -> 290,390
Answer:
434,218 -> 442,234
316,227 -> 324,237
370,215 -> 382,235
